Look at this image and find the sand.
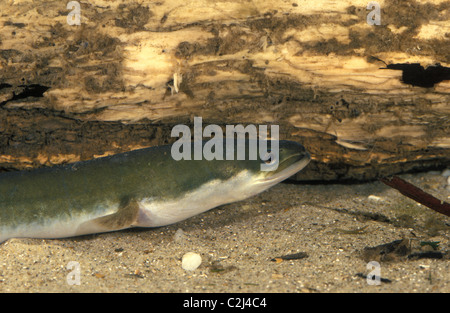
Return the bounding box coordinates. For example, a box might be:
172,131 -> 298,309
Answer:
0,171 -> 448,293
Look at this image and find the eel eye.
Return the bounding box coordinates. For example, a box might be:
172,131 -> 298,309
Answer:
262,152 -> 276,165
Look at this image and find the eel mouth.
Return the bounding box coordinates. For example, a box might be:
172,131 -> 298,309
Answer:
258,152 -> 311,186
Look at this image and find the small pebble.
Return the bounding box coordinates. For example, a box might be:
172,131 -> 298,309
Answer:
441,169 -> 450,177
174,228 -> 185,243
182,252 -> 202,271
368,195 -> 383,202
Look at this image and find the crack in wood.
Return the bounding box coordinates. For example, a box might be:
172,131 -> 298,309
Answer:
384,63 -> 450,88
0,84 -> 50,107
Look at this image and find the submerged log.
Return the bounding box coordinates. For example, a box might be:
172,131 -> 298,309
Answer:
0,0 -> 449,180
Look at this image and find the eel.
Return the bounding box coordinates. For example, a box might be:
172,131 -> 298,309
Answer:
0,140 -> 310,242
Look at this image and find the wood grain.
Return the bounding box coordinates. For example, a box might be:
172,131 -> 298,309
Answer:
0,0 -> 449,180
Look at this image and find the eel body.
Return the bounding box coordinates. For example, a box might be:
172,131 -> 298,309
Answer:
0,140 -> 310,242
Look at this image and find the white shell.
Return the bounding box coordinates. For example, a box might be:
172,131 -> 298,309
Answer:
182,252 -> 202,271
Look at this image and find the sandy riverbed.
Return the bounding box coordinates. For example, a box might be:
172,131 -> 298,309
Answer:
0,171 -> 448,293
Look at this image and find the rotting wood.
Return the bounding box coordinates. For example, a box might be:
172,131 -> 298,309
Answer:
0,0 -> 449,180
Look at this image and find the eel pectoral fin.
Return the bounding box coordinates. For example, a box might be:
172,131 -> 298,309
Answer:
76,197 -> 140,236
